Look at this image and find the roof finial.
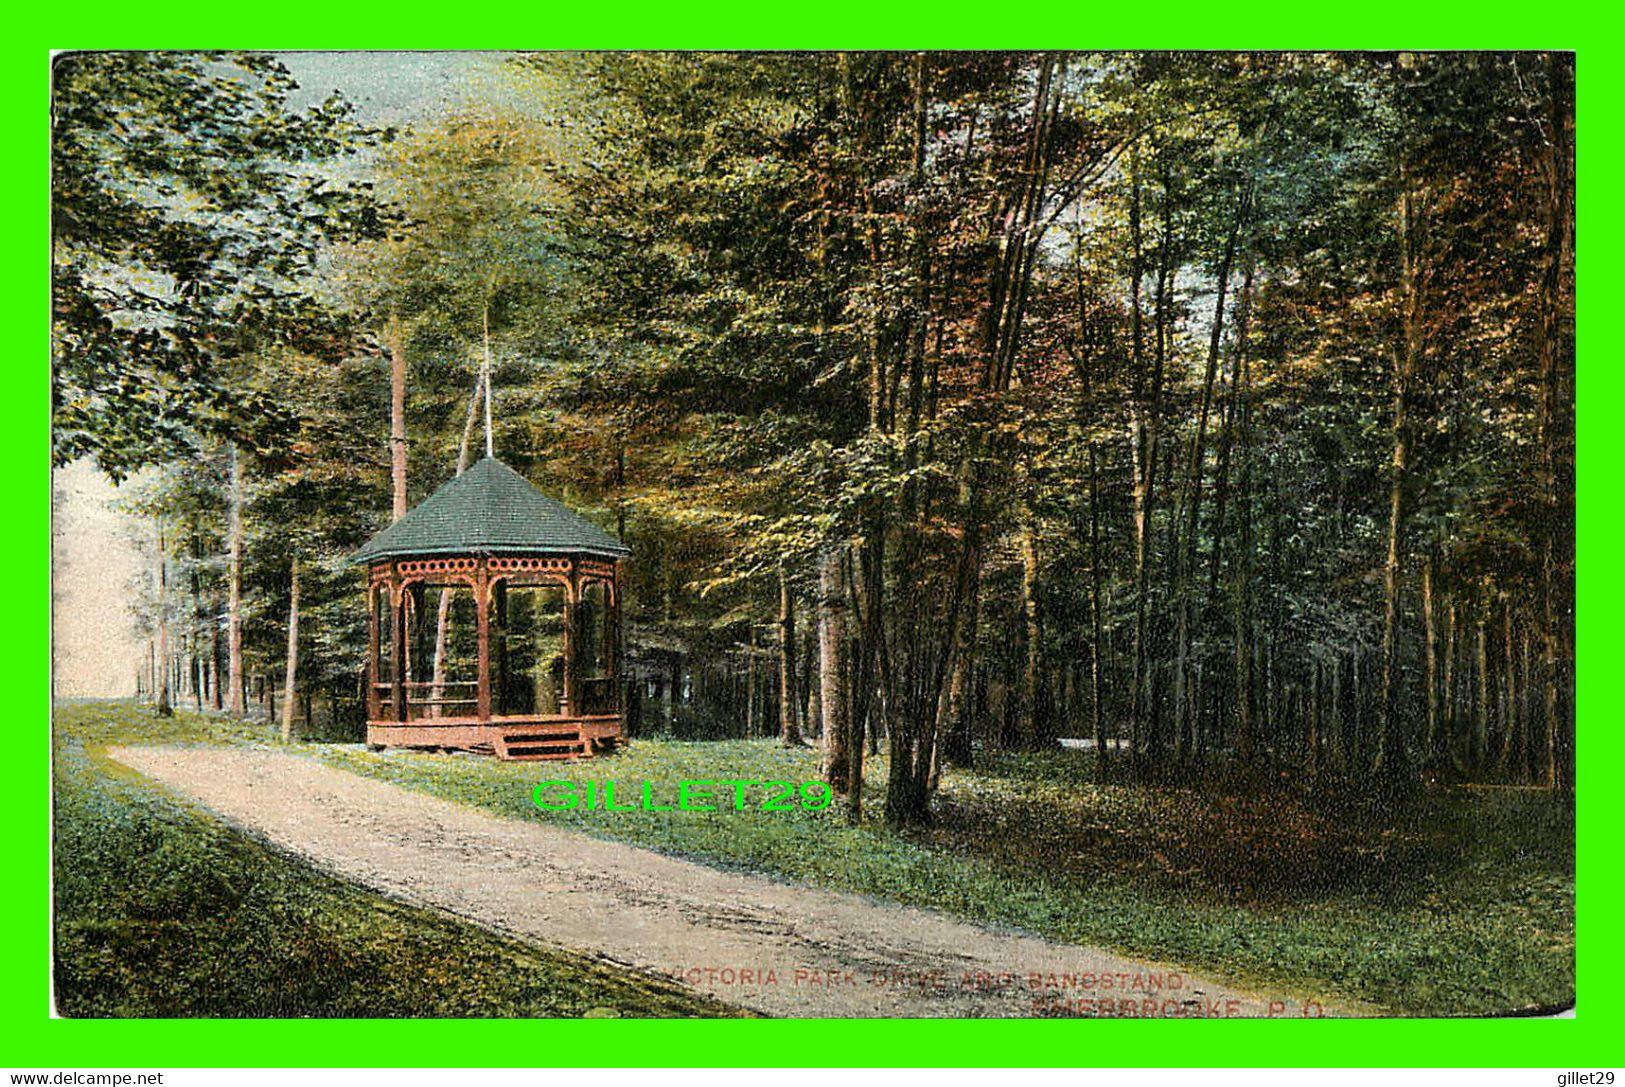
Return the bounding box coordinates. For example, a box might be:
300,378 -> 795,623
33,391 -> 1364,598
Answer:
482,301 -> 494,459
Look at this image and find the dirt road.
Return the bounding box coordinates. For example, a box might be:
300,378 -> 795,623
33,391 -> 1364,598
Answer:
108,745 -> 1352,1018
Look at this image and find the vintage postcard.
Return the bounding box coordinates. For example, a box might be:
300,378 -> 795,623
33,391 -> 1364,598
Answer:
49,49 -> 1575,1024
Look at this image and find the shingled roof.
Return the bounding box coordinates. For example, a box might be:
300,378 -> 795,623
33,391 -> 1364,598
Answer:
351,456 -> 630,564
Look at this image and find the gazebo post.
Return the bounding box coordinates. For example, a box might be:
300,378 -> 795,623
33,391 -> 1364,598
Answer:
563,562 -> 579,717
366,580 -> 380,721
475,559 -> 492,721
389,567 -> 406,722
610,568 -> 623,714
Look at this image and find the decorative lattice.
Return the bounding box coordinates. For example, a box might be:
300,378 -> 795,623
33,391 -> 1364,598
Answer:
488,556 -> 572,574
395,557 -> 480,578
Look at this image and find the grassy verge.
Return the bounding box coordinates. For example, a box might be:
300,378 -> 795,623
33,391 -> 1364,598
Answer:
315,728 -> 1572,1017
60,700 -> 1575,1017
52,701 -> 744,1018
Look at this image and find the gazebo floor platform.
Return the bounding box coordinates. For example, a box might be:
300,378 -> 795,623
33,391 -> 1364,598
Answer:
365,715 -> 622,761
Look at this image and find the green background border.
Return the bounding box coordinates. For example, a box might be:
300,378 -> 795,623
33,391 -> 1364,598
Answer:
14,2 -> 1616,1067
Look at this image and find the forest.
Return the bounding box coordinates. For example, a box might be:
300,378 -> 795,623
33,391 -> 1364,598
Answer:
52,50 -> 1576,830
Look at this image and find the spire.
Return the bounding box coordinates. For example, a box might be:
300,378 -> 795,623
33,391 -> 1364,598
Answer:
482,302 -> 494,459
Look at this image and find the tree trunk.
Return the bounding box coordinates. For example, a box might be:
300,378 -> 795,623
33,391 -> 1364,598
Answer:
1017,517 -> 1043,748
225,443 -> 246,714
1351,647 -> 1364,769
210,615 -> 222,713
280,555 -> 300,743
1127,147 -> 1157,776
941,554 -> 980,770
669,655 -> 682,733
1144,164 -> 1178,768
1307,657 -> 1321,778
1422,557 -> 1439,770
389,314 -> 408,522
1443,598 -> 1457,770
1207,323 -> 1243,603
1498,598 -> 1518,776
1088,442 -> 1108,777
154,520 -> 172,717
1325,653 -> 1345,772
778,564 -> 805,746
1173,187 -> 1243,766
1230,258 -> 1258,762
801,608 -> 819,739
939,446 -> 983,773
844,544 -> 874,823
1375,185 -> 1421,788
745,625 -> 757,738
189,641 -> 201,711
1537,54 -> 1575,795
1475,604 -> 1490,775
818,547 -> 852,790
429,374 -> 486,714
1521,632 -> 1535,782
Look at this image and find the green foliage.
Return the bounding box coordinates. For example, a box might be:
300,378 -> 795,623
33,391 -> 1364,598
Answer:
67,49 -> 1572,952
52,52 -> 388,478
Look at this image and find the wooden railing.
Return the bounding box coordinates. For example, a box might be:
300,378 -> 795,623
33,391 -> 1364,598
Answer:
371,679 -> 620,721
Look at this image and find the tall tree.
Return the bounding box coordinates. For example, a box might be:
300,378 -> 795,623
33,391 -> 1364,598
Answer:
777,565 -> 806,746
52,51 -> 384,478
225,443 -> 246,714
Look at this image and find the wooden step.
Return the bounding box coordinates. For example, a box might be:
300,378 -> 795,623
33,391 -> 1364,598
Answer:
498,728 -> 587,761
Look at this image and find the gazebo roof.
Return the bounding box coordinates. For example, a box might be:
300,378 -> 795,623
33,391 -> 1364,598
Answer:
352,456 -> 631,565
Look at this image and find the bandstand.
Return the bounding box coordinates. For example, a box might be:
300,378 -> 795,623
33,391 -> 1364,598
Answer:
352,456 -> 629,760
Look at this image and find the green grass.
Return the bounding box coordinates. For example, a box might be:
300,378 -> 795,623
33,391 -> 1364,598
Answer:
57,700 -> 1575,1017
52,701 -> 746,1018
316,730 -> 1572,1017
